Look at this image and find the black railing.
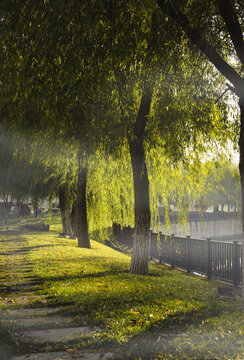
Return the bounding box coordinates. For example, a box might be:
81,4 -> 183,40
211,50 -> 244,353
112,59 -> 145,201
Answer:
113,224 -> 242,285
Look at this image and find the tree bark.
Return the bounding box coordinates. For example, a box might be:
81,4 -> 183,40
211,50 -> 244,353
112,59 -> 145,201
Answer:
58,184 -> 72,235
239,98 -> 244,306
128,88 -> 152,275
76,157 -> 90,248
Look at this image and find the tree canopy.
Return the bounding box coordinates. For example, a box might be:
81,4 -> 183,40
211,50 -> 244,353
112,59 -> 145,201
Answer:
0,0 -> 241,275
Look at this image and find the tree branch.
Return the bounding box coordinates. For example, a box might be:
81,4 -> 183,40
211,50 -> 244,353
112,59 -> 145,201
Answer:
133,88 -> 152,146
216,0 -> 244,66
157,0 -> 243,97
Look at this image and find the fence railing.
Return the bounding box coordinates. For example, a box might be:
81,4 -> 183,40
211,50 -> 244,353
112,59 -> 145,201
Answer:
113,224 -> 242,285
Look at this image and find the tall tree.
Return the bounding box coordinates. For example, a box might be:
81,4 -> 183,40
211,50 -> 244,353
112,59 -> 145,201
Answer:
128,87 -> 153,274
0,1 -> 111,248
157,0 -> 244,302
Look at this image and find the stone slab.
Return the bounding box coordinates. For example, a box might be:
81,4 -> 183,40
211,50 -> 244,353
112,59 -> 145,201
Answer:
14,326 -> 101,344
5,316 -> 74,327
11,350 -> 115,359
1,294 -> 45,304
2,307 -> 60,319
8,284 -> 39,291
3,251 -> 23,255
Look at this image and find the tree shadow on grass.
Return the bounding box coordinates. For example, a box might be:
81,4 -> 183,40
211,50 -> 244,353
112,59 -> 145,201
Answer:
31,264 -> 211,312
4,249 -> 237,359
30,254 -> 174,284
120,300 -> 241,360
35,270 -> 240,359
0,238 -> 25,243
34,269 -> 132,284
0,230 -> 26,237
0,244 -> 63,256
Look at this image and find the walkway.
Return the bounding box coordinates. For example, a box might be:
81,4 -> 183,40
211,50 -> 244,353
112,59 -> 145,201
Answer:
0,229 -> 117,359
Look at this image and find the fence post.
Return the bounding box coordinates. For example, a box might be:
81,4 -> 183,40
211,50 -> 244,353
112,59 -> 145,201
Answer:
171,233 -> 174,268
206,237 -> 212,279
159,232 -> 163,264
186,235 -> 190,272
232,240 -> 239,286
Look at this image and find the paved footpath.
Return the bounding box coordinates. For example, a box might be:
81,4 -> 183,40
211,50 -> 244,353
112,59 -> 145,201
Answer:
0,231 -> 118,360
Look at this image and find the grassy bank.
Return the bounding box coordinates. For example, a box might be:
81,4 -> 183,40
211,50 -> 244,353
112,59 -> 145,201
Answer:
0,215 -> 243,359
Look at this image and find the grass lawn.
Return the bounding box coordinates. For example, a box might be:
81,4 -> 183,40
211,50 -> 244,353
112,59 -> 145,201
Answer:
0,215 -> 243,359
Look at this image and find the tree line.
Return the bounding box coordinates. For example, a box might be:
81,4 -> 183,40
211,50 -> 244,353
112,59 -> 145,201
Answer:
0,0 -> 242,280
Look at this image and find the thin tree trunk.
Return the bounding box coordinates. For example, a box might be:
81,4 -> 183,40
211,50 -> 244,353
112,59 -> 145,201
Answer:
58,184 -> 72,235
33,193 -> 38,218
65,207 -> 72,235
3,194 -> 9,224
70,204 -> 77,236
128,88 -> 152,275
238,98 -> 244,306
59,186 -> 66,234
76,156 -> 90,248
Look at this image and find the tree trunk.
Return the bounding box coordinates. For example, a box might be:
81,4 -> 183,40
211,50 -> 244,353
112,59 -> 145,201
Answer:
33,193 -> 38,218
33,206 -> 38,218
158,0 -> 244,307
158,0 -> 244,305
70,204 -> 77,236
76,158 -> 90,248
238,98 -> 244,306
58,184 -> 72,235
3,194 -> 9,224
128,89 -> 152,275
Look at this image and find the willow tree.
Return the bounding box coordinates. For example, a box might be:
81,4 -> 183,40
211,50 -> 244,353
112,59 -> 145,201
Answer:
157,0 -> 244,303
92,1 -> 182,274
0,1 -> 116,248
94,0 -> 229,274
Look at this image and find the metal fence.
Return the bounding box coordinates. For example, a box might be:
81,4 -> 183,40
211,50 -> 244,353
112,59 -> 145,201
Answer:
113,224 -> 242,285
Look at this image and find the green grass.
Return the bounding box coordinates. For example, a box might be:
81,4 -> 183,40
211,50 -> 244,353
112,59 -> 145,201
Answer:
0,215 -> 244,359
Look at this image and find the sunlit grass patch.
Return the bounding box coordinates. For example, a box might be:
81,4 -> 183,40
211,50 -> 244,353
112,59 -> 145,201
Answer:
0,218 -> 243,359
23,233 -> 226,328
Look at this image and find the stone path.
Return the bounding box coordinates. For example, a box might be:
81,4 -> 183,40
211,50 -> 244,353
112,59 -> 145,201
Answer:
0,231 -> 118,359
13,326 -> 102,344
11,351 -> 115,360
